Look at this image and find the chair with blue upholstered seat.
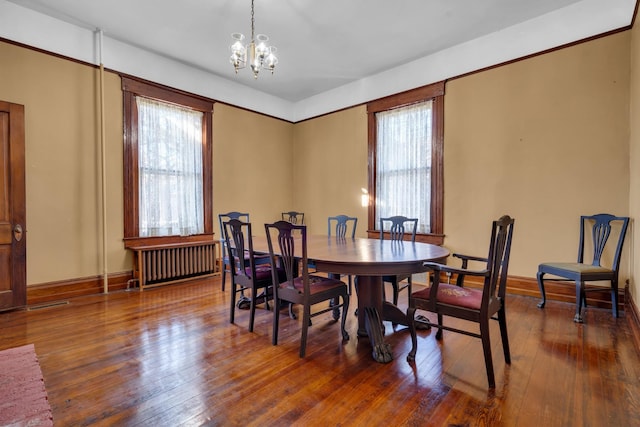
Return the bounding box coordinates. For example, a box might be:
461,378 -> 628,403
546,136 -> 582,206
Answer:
537,213 -> 629,322
380,216 -> 418,306
328,214 -> 358,294
282,211 -> 304,224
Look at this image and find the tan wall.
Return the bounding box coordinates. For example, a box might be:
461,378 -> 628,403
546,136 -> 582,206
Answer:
0,41 -> 296,287
212,104 -> 294,236
0,28 -> 635,293
292,106 -> 369,236
0,41 -> 126,285
630,12 -> 640,309
295,32 -> 631,280
444,32 -> 631,278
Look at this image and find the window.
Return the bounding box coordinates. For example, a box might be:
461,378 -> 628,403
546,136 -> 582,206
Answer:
367,82 -> 444,244
136,97 -> 204,237
122,77 -> 214,246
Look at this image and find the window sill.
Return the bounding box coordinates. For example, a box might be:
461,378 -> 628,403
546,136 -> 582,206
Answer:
124,233 -> 216,250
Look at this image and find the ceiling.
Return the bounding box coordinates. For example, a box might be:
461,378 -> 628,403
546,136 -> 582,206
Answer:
2,0 -> 637,120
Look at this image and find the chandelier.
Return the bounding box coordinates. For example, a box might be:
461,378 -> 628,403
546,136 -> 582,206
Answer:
229,0 -> 278,78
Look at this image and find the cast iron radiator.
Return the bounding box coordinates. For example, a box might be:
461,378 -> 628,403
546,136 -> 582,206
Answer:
130,242 -> 218,290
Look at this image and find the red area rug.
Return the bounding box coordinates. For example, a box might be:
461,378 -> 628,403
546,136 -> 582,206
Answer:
0,344 -> 53,426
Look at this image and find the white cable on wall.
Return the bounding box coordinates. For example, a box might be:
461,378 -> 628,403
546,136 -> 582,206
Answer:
98,29 -> 109,294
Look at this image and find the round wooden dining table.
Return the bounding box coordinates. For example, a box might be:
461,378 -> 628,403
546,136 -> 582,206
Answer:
253,235 -> 449,363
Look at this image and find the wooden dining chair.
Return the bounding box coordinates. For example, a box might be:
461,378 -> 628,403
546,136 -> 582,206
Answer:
282,211 -> 304,224
264,220 -> 350,357
224,219 -> 285,332
218,212 -> 270,297
407,215 -> 515,388
537,213 -> 629,322
328,215 -> 358,294
380,216 -> 418,306
218,211 -> 249,292
328,214 -> 358,239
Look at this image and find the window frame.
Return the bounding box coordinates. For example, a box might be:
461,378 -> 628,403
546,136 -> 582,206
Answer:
122,77 -> 214,248
366,81 -> 445,245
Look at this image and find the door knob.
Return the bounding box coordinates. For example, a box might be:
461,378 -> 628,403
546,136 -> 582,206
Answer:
13,224 -> 23,241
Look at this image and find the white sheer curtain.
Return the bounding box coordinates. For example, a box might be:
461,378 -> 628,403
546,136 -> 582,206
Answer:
137,97 -> 204,237
375,100 -> 433,234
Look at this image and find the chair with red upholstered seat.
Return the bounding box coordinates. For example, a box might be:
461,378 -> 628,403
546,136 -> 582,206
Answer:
219,212 -> 270,302
265,220 -> 350,357
218,211 -> 249,292
224,219 -> 285,332
407,215 -> 515,388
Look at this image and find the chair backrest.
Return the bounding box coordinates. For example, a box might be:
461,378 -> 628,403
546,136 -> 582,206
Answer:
223,218 -> 257,286
219,211 -> 250,243
578,213 -> 629,273
265,220 -> 310,299
282,211 -> 304,224
328,215 -> 357,238
379,216 -> 418,243
486,215 -> 515,303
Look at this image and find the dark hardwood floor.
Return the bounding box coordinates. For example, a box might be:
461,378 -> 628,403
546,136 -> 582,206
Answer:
1,276 -> 639,426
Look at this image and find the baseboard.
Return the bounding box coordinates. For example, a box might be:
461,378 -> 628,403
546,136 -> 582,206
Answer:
626,289 -> 640,354
28,270 -> 627,313
437,273 -> 624,311
507,275 -> 624,310
27,272 -> 133,306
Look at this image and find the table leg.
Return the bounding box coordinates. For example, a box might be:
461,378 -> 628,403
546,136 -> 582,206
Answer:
328,273 -> 341,321
382,301 -> 431,330
382,301 -> 408,325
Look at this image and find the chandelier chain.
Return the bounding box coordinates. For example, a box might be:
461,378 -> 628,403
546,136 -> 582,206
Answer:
250,0 -> 255,41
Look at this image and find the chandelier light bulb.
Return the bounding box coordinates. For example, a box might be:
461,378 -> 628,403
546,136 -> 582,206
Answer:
229,33 -> 247,73
255,34 -> 269,60
264,47 -> 278,73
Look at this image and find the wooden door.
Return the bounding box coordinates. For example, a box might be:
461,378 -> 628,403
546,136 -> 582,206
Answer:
0,101 -> 26,310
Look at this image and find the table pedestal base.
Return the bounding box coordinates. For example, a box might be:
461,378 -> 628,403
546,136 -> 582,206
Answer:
356,275 -> 419,363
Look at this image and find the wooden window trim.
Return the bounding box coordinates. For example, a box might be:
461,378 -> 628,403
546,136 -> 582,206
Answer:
122,77 -> 214,248
366,81 -> 445,246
